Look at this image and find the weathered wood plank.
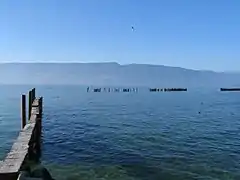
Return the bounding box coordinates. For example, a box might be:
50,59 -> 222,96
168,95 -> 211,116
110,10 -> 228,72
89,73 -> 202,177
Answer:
32,99 -> 40,107
31,107 -> 40,116
0,123 -> 36,174
30,115 -> 38,123
0,100 -> 39,174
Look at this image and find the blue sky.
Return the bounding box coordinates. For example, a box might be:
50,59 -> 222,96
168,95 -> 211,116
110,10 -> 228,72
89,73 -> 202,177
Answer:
0,0 -> 239,71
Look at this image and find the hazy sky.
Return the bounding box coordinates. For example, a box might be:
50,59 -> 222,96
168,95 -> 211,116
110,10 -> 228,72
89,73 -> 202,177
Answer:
0,0 -> 239,71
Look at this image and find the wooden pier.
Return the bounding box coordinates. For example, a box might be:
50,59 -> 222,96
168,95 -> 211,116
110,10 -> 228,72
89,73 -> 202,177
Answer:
0,88 -> 51,180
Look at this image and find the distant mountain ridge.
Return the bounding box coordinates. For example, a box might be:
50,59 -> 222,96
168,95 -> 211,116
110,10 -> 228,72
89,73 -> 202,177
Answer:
0,62 -> 239,87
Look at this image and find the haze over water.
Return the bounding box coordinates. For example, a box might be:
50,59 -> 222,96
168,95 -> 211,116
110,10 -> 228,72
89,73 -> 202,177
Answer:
0,85 -> 240,180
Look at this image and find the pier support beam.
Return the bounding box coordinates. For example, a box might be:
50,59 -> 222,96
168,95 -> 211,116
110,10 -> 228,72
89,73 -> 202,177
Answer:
28,90 -> 32,121
21,95 -> 26,129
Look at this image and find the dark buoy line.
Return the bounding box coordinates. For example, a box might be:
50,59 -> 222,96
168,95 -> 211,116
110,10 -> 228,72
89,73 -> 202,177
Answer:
88,87 -> 186,93
86,87 -> 240,93
149,88 -> 187,92
87,87 -> 138,93
220,88 -> 240,91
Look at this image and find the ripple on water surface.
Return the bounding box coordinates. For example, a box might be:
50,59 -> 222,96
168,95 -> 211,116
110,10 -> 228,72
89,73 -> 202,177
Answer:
1,86 -> 240,180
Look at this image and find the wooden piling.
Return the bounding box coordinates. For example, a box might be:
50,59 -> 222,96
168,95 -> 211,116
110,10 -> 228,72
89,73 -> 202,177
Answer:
28,90 -> 32,121
38,97 -> 43,138
21,95 -> 26,129
31,88 -> 36,102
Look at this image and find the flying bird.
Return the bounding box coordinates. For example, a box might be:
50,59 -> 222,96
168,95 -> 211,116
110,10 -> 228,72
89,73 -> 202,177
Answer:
131,26 -> 135,31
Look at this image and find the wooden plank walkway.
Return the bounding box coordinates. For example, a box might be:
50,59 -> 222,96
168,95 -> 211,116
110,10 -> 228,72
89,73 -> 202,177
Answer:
0,123 -> 35,173
0,89 -> 43,180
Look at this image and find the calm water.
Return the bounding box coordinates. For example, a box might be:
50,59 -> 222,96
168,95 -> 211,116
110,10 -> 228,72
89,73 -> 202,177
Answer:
0,85 -> 240,180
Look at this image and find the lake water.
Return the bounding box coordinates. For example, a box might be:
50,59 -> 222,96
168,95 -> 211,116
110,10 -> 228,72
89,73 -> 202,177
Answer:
0,85 -> 240,180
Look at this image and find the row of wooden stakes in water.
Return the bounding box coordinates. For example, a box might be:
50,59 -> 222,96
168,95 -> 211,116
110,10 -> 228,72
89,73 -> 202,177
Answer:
149,88 -> 188,92
87,87 -> 240,93
150,88 -> 239,92
87,87 -> 188,93
87,87 -> 139,92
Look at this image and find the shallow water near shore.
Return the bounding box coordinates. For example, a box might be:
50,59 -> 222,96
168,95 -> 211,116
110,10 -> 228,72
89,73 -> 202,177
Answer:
1,85 -> 240,180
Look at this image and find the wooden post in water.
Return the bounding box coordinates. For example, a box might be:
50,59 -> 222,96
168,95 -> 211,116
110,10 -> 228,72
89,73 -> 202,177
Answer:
38,97 -> 43,159
39,97 -> 43,133
32,88 -> 36,103
21,94 -> 26,129
28,90 -> 32,120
